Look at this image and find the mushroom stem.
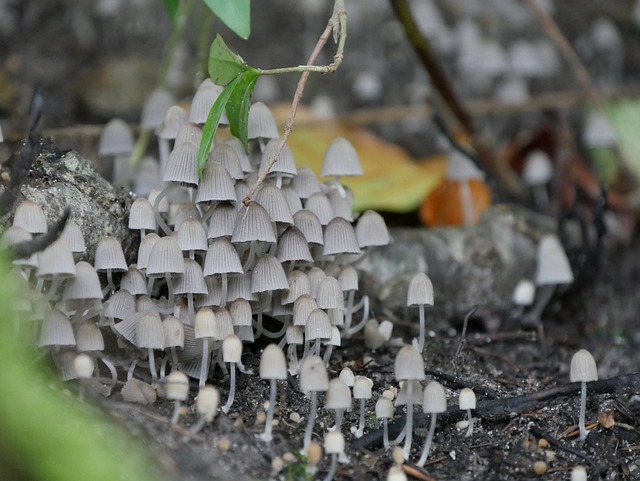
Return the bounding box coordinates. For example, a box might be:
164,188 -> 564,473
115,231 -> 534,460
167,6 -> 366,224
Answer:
221,362 -> 236,413
322,453 -> 338,481
199,338 -> 210,389
98,355 -> 118,388
345,295 -> 370,337
417,412 -> 438,467
148,348 -> 157,381
260,379 -> 278,442
417,304 -> 426,353
303,391 -> 319,454
355,398 -> 366,438
402,381 -> 414,459
382,419 -> 390,449
189,416 -> 206,435
465,409 -> 474,437
332,409 -> 344,431
579,381 -> 589,440
152,183 -> 178,236
343,289 -> 355,331
523,284 -> 555,328
170,399 -> 182,424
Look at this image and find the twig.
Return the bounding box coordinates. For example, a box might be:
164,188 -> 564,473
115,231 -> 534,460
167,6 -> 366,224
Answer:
402,463 -> 439,481
528,423 -> 597,468
242,0 -> 346,206
453,306 -> 477,375
10,208 -> 71,260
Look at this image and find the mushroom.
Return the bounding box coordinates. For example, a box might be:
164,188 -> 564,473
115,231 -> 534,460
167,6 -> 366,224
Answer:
458,387 -> 476,437
570,349 -> 598,441
299,355 -> 329,454
394,345 -> 425,459
375,396 -> 394,449
189,385 -> 220,435
571,465 -> 587,481
161,370 -> 189,424
322,431 -> 345,481
407,272 -> 434,353
259,344 -> 287,442
417,381 -> 447,467
353,375 -> 373,438
73,353 -> 94,402
221,334 -> 243,414
325,378 -> 351,432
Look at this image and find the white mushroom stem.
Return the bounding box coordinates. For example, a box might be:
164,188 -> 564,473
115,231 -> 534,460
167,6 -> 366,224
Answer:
148,348 -> 157,381
322,453 -> 338,481
199,338 -> 210,388
355,398 -> 366,438
189,416 -> 207,435
260,379 -> 278,442
417,412 -> 438,467
303,391 -> 319,453
101,269 -> 117,297
345,295 -> 370,337
579,381 -> 589,441
417,304 -> 426,353
98,355 -> 118,388
402,381 -> 415,459
152,183 -> 178,236
382,419 -> 390,449
323,344 -> 334,366
332,409 -> 344,431
465,409 -> 474,437
170,399 -> 182,424
459,180 -> 475,227
524,284 -> 556,327
287,344 -> 300,375
343,289 -> 356,331
221,362 -> 236,414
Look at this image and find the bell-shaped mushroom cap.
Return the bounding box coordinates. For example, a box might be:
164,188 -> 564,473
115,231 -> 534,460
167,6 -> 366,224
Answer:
61,221 -> 86,254
207,202 -> 237,240
212,307 -> 234,340
94,236 -> 128,272
225,137 -> 253,173
229,298 -> 253,326
73,353 -> 94,379
136,233 -> 160,272
570,349 -> 598,382
136,311 -> 164,349
293,209 -> 324,245
583,110 -> 616,148
247,102 -> 279,140
146,236 -> 185,277
364,319 -> 385,350
299,355 -> 329,392
308,267 -> 326,299
338,367 -> 355,387
129,198 -> 156,232
158,105 -> 188,140
251,254 -> 289,293
209,143 -> 244,180
37,238 -> 77,278
285,325 -> 304,345
226,272 -> 257,303
62,261 -> 103,301
407,272 -> 434,307
162,370 -> 189,401
189,78 -> 227,125
571,466 -> 587,481
394,345 -> 425,381
353,375 -> 374,399
120,266 -> 147,296
172,203 -> 201,230
195,307 -> 216,339
122,379 -> 157,405
175,123 -> 203,147
292,167 -> 322,199
305,308 -> 332,341
323,217 -> 361,256
259,139 -> 297,177
327,189 -> 353,222
446,150 -> 484,181
136,295 -> 159,314
99,118 -> 134,156
293,294 -> 318,327
104,289 -> 135,320
375,396 -> 394,420
232,202 -> 277,244
222,334 -> 243,363
356,210 -> 390,248
174,258 -> 208,295
235,325 -> 255,343
277,226 -> 313,264
325,378 -> 351,410
534,234 -> 574,286
283,270 -> 311,304
76,321 -> 105,352
324,431 -> 345,455
316,276 -> 344,309
395,380 -> 424,406
13,200 -> 47,234
305,193 -> 334,226
203,238 -> 243,276
196,385 -> 220,422
2,225 -> 31,248
39,309 -> 75,347
459,387 -> 476,410
337,265 -> 359,292
321,137 -> 363,177
163,315 -> 185,348
522,150 -> 553,187
163,142 -> 200,187
195,161 -> 236,203
259,344 -> 287,380
135,156 -> 163,198
177,217 -> 208,253
512,279 -> 535,306
423,381 -> 447,414
141,88 -> 174,130
379,321 -> 395,342
255,184 -> 294,225
280,186 -> 303,215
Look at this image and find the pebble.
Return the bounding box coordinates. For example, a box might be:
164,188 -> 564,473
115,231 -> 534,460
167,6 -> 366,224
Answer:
289,412 -> 301,423
533,460 -> 547,475
218,437 -> 232,452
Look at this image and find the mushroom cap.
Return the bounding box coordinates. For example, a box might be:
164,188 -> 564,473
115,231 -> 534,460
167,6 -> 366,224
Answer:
247,102 -> 279,139
37,238 -> 77,279
39,309 -> 75,348
196,386 -> 220,422
94,236 -> 128,272
299,355 -> 329,392
232,202 -> 277,244
570,349 -> 598,382
222,334 -> 243,363
189,78 -> 226,125
394,345 -> 425,381
423,381 -> 447,414
277,226 -> 313,264
196,161 -> 237,203
512,279 -> 535,306
73,353 -> 95,379
141,88 -> 174,130
325,379 -> 352,410
129,198 -> 156,232
291,167 -> 322,199
446,150 -> 484,181
458,387 -> 476,410
259,344 -> 287,380
62,261 -> 103,302
203,237 -> 243,276
570,466 -> 587,481
355,210 -> 390,248
163,142 -> 200,187
305,193 -> 334,226
99,118 -> 134,156
207,202 -> 237,240
293,209 -> 324,245
173,258 -> 208,295
229,298 -> 253,327
177,218 -> 208,253
534,234 -> 573,286
158,105 -> 188,140
323,431 -> 345,455
375,396 -> 394,420
194,307 -> 216,339
61,221 -> 86,254
316,276 -> 344,310
76,321 -> 105,352
136,311 -> 165,349
321,137 -> 363,177
162,371 -> 189,401
522,150 -> 553,186
292,294 -> 318,327
163,315 -> 185,349
251,254 -> 289,294
322,217 -> 361,256
146,236 -> 185,277
208,143 -> 244,180
305,308 -> 332,341
283,270 -> 311,304
121,379 -> 157,405
407,272 -> 434,307
353,375 -> 374,399
260,138 -> 297,176
338,367 -> 355,387
120,266 -> 147,296
13,200 -> 47,234
583,110 -> 616,148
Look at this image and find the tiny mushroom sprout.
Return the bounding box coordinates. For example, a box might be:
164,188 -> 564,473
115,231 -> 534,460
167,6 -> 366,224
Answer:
221,334 -> 243,414
458,387 -> 477,437
571,465 -> 588,481
353,375 -> 374,438
189,385 -> 220,435
394,345 -> 425,459
375,396 -> 395,449
417,381 -> 447,467
259,344 -> 287,442
570,349 -> 598,441
73,353 -> 94,402
407,272 -> 434,353
300,355 -> 329,454
322,431 -> 345,481
161,370 -> 190,424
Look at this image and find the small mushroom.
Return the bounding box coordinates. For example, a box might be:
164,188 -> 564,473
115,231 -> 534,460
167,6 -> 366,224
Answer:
259,344 -> 287,442
299,355 -> 329,454
322,431 -> 345,481
161,370 -> 189,424
570,349 -> 598,441
417,381 -> 447,467
375,396 -> 394,449
189,385 -> 220,435
353,375 -> 373,438
458,387 -> 476,437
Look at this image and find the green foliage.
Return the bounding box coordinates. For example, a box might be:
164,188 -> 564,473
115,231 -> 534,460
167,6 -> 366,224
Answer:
226,69 -> 260,150
208,34 -> 257,84
283,451 -> 314,481
162,0 -> 180,23
203,0 -> 251,39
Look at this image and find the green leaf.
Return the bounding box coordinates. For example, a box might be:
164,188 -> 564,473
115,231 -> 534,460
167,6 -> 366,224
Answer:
203,0 -> 251,39
197,75 -> 242,176
208,34 -> 257,85
226,70 -> 261,152
162,0 -> 180,24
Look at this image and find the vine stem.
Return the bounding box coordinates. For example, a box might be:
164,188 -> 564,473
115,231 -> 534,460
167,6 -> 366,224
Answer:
242,0 -> 347,206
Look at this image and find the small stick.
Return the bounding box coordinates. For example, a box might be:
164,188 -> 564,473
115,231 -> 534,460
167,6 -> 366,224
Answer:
453,306 -> 477,375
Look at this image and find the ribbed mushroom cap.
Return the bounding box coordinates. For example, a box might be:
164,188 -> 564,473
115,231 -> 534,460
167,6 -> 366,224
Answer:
293,294 -> 318,327
459,387 -> 476,410
291,167 -> 322,199
570,349 -> 598,382
189,78 -> 226,125
235,325 -> 254,343
61,221 -> 86,253
175,123 -> 203,147
277,226 -> 313,264
172,203 -> 201,230
323,217 -> 361,256
259,139 -> 297,177
136,295 -> 159,314
99,118 -> 134,156
229,298 -> 253,326
62,261 -> 103,301
94,236 -> 128,272
395,380 -> 423,406
512,279 -> 535,306
583,110 -> 616,148
120,266 -> 147,295
321,137 -> 363,177
177,217 -> 208,253
195,307 -> 216,339
212,307 -> 234,340
423,381 -> 447,414
308,267 -> 326,299
285,325 -> 304,345
13,200 -> 47,234
136,233 -> 160,272
226,272 -> 258,302
104,289 -> 135,320
353,375 -> 374,399
163,142 -> 199,187
1,225 -> 31,248
174,258 -> 208,295
247,102 -> 279,140
327,189 -> 353,222
305,308 -> 332,341
196,386 -> 220,422
39,309 -> 75,348
162,371 -> 189,401
293,209 -> 324,245
141,88 -> 174,130
195,161 -> 236,203
324,431 -> 345,455
122,379 -> 157,405
316,276 -> 344,309
283,270 -> 311,304
338,367 -> 354,387
355,210 -> 390,248
235,180 -> 251,208
407,272 -> 434,306
260,344 -> 287,380
222,334 -> 243,363
299,355 -> 329,392
129,198 -> 156,232
305,193 -> 335,226
76,321 -> 105,352
207,202 -> 237,239
232,202 -> 277,244
163,315 -> 185,348
375,396 -> 394,420
225,137 -> 253,173
251,254 -> 289,293
209,143 -> 244,180
446,150 -> 484,181
136,311 -> 165,349
534,234 -> 574,286
203,237 -> 243,276
394,345 -> 425,381
146,236 -> 185,277
326,379 -> 351,410
281,186 -> 303,215
36,238 -> 77,278
158,105 -> 188,139
255,184 -> 294,225
522,150 -> 553,186
337,265 -> 358,291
